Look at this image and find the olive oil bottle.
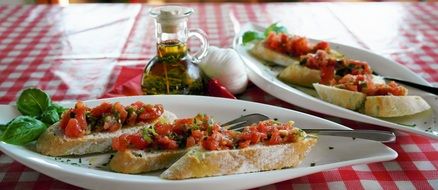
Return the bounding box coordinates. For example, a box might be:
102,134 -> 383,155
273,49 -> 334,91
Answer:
142,6 -> 208,95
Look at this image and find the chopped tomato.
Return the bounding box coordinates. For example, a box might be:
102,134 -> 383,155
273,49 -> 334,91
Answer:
156,136 -> 179,150
126,112 -> 137,126
387,81 -> 407,96
320,64 -> 335,85
238,140 -> 251,149
90,102 -> 112,117
154,123 -> 172,136
289,36 -> 311,57
265,32 -> 311,56
129,134 -> 148,150
74,101 -> 87,130
112,134 -> 129,151
131,101 -> 145,108
113,102 -> 127,123
268,130 -> 282,145
107,123 -> 121,132
137,104 -> 164,123
313,41 -> 330,51
186,136 -> 196,148
202,136 -> 219,151
173,118 -> 193,135
191,129 -> 204,140
65,119 -> 84,138
59,109 -> 71,130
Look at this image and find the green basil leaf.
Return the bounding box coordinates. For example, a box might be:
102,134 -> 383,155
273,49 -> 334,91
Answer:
242,31 -> 264,45
0,116 -> 47,145
264,23 -> 288,37
51,103 -> 67,117
17,88 -> 52,117
40,106 -> 60,125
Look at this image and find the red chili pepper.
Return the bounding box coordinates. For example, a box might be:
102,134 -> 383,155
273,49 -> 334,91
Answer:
207,79 -> 236,99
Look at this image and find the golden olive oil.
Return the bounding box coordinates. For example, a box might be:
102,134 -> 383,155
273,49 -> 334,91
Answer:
141,40 -> 204,95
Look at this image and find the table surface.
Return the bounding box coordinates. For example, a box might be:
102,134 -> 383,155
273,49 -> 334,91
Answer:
1,2 -> 438,190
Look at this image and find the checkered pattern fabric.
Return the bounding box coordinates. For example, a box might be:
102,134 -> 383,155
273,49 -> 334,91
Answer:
0,3 -> 437,189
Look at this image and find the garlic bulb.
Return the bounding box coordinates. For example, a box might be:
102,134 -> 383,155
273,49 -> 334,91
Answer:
199,46 -> 248,94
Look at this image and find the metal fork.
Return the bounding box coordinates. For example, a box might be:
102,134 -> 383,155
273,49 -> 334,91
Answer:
223,114 -> 396,143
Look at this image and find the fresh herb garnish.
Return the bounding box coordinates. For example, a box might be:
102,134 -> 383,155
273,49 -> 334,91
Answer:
17,88 -> 51,117
0,116 -> 47,145
242,31 -> 264,45
1,88 -> 65,145
263,22 -> 288,37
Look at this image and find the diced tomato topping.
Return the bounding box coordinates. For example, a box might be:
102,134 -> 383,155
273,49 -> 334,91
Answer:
126,109 -> 138,126
265,32 -> 311,57
347,60 -> 372,75
74,101 -> 88,130
107,123 -> 121,132
336,74 -> 407,96
59,109 -> 71,130
113,102 -> 127,123
112,134 -> 129,151
186,136 -> 196,148
268,130 -> 283,145
238,140 -> 251,149
128,134 -> 148,150
320,63 -> 336,85
90,102 -> 112,117
154,123 -> 172,136
137,104 -> 164,123
202,135 -> 219,151
172,118 -> 193,135
313,41 -> 330,51
191,129 -> 203,140
65,119 -> 84,138
131,101 -> 145,108
156,136 -> 179,150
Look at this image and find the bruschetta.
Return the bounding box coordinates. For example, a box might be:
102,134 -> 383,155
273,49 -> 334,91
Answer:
161,120 -> 317,180
249,32 -> 371,87
313,74 -> 431,117
109,116 -> 317,179
36,101 -> 176,156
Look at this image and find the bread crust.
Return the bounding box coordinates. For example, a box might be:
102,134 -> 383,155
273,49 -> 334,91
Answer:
250,41 -> 299,66
109,149 -> 188,174
35,110 -> 177,156
364,96 -> 431,117
279,64 -> 321,87
313,83 -> 366,110
161,137 -> 318,180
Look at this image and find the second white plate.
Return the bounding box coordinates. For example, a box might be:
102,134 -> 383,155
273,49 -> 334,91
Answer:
233,23 -> 438,139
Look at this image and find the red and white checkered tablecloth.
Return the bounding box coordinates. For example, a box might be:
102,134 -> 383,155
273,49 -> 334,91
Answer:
1,2 -> 438,190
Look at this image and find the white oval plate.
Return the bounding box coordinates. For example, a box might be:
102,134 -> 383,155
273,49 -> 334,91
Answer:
0,95 -> 396,190
233,23 -> 438,139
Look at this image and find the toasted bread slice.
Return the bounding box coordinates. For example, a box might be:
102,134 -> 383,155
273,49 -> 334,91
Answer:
249,41 -> 299,66
364,96 -> 431,117
109,149 -> 188,174
161,137 -> 318,180
279,64 -> 321,87
313,83 -> 366,110
35,110 -> 177,156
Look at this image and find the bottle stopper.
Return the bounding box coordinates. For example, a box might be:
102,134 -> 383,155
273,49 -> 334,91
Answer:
149,6 -> 194,33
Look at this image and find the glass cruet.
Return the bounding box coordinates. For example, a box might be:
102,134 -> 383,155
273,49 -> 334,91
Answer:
141,6 -> 208,95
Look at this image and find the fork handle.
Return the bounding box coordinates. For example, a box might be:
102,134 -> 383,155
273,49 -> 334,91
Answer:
303,129 -> 396,143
